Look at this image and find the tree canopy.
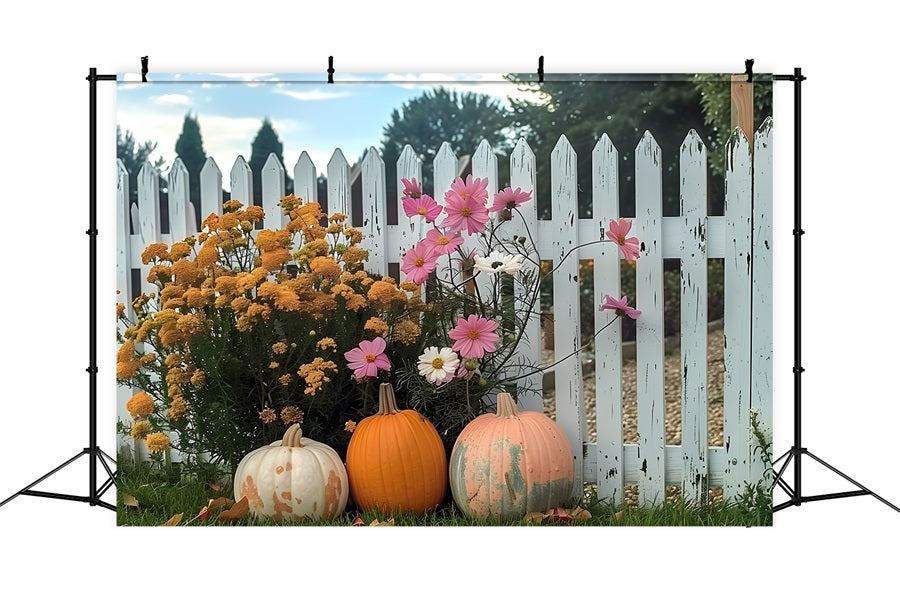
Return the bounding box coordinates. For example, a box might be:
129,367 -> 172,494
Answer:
174,113 -> 207,228
249,118 -> 292,207
117,126 -> 166,204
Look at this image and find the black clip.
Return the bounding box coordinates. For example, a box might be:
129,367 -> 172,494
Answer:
327,56 -> 334,84
744,58 -> 754,83
538,55 -> 544,83
141,56 -> 149,82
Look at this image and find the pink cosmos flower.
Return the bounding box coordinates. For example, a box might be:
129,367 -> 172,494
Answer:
423,228 -> 464,256
448,314 -> 500,359
600,294 -> 641,320
401,177 -> 422,199
488,187 -> 533,213
445,175 -> 490,209
402,194 -> 442,223
344,336 -> 391,380
606,218 -> 641,263
443,191 -> 490,235
400,241 -> 439,284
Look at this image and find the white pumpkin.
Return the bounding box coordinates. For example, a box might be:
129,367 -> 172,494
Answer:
233,425 -> 348,522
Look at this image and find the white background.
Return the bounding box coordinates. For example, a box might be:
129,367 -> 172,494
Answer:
1,1 -> 898,611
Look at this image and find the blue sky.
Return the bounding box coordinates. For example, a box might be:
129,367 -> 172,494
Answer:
116,73 -> 544,190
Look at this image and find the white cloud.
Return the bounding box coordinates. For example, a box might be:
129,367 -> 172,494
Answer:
274,88 -> 351,102
207,73 -> 275,80
381,72 -> 546,107
150,93 -> 192,106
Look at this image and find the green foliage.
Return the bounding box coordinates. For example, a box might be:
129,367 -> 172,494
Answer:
174,113 -> 207,226
116,125 -> 166,203
380,87 -> 513,201
249,118 -> 293,207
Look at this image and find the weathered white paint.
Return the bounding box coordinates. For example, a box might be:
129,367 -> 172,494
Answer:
505,137 -> 542,412
199,157 -> 223,224
115,124 -> 774,502
469,139 -> 499,301
679,130 -> 709,501
293,151 -> 317,206
261,153 -> 286,230
361,147 -> 387,276
432,142 -> 457,285
327,148 -> 351,219
229,155 -> 253,208
550,135 -> 585,498
592,134 -> 624,506
723,129 -> 754,500
168,158 -> 192,242
635,131 -> 666,506
751,119 -> 774,488
115,160 -> 136,457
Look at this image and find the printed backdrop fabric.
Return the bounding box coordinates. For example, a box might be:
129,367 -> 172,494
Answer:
115,73 -> 773,526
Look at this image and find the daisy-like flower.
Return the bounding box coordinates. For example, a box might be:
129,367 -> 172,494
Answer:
488,186 -> 533,213
446,175 -> 489,207
448,314 -> 500,359
344,337 -> 391,380
443,191 -> 490,235
400,241 -> 438,284
401,177 -> 422,199
423,228 -> 464,256
473,251 -> 526,276
402,194 -> 442,223
606,217 -> 641,263
417,346 -> 460,385
599,294 -> 641,320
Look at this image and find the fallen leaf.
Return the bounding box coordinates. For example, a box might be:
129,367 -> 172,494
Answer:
523,511 -> 548,523
194,506 -> 210,522
614,510 -> 625,522
352,517 -> 366,526
570,506 -> 592,521
123,494 -> 139,508
369,518 -> 394,526
218,496 -> 250,521
160,513 -> 183,526
549,507 -> 574,522
208,497 -> 233,511
207,482 -> 223,492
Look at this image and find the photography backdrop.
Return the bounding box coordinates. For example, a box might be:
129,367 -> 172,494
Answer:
115,72 -> 773,525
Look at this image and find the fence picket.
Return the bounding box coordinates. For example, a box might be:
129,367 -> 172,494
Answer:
168,158 -> 191,242
293,152 -> 317,205
635,131 -> 666,506
361,147 -> 387,276
230,156 -> 253,209
506,137 -> 542,411
327,148 -> 351,219
262,153 -> 286,229
137,161 -> 161,295
432,143 -> 457,284
116,160 -> 135,457
394,144 -> 424,271
751,118 -> 774,487
593,134 -> 624,505
550,135 -> 585,498
679,130 -> 709,501
470,140 -> 499,299
200,157 -> 222,224
723,129 -> 753,499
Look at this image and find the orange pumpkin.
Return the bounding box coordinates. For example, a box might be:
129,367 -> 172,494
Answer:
449,392 -> 574,521
346,383 -> 447,515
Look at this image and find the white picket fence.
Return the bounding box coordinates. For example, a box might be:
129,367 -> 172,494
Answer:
116,120 -> 773,506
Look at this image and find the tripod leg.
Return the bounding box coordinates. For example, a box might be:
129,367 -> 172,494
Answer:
97,452 -> 116,483
0,450 -> 88,508
803,450 -> 900,514
99,449 -> 117,465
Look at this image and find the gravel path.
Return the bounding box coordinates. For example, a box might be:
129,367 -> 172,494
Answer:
542,323 -> 725,506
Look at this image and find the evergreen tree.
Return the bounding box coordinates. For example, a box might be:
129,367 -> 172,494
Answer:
174,113 -> 207,212
249,118 -> 288,207
116,126 -> 166,203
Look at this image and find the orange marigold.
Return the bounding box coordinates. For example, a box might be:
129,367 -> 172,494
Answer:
297,358 -> 337,396
183,287 -> 206,309
195,243 -> 219,268
145,432 -> 171,453
126,391 -> 155,420
141,243 -> 169,264
223,199 -> 243,213
259,407 -> 277,424
280,405 -> 305,425
130,421 -> 151,440
256,228 -> 291,252
190,369 -> 206,387
367,279 -> 405,309
316,337 -> 336,352
310,256 -> 342,279
168,396 -> 188,420
341,246 -> 369,266
393,319 -> 421,345
218,212 -> 239,230
171,259 -> 203,285
261,248 -> 291,272
272,341 -> 288,355
343,228 -> 363,245
116,303 -> 125,318
364,317 -> 389,337
244,205 -> 265,222
301,224 -> 327,242
278,373 -> 292,386
168,241 -> 192,261
328,212 -> 348,223
344,420 -> 357,433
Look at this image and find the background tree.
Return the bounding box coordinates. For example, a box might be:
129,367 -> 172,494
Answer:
249,118 -> 293,208
117,126 -> 166,204
380,87 -> 513,210
174,113 -> 207,228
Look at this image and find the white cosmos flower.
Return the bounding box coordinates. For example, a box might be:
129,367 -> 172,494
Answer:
472,251 -> 525,275
417,346 -> 460,385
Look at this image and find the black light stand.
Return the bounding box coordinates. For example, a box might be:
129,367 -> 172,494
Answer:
771,67 -> 899,514
0,68 -> 118,512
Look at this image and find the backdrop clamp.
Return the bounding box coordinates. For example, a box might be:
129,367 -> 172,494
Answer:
538,56 -> 544,83
141,56 -> 149,82
327,56 -> 334,83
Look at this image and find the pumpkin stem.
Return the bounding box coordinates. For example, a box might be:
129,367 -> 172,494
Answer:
281,424 -> 304,447
376,383 -> 400,415
495,393 -> 520,418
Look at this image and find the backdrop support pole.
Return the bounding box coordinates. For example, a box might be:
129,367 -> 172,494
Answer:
772,67 -> 899,515
0,67 -> 118,513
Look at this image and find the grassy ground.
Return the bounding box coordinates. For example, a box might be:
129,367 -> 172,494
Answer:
116,462 -> 771,527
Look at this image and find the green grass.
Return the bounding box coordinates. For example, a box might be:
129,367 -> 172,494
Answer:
116,461 -> 771,527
